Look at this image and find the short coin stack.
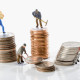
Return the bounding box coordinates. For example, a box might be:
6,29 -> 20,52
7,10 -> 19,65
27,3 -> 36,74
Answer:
36,61 -> 55,72
55,42 -> 80,66
30,28 -> 48,59
0,32 -> 16,63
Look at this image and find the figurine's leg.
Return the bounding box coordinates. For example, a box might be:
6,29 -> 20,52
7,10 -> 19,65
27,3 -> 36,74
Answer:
1,24 -> 5,33
17,55 -> 21,64
36,19 -> 38,28
39,20 -> 43,28
21,56 -> 24,63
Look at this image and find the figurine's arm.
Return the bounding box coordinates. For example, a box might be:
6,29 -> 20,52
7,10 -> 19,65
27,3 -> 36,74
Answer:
24,48 -> 28,56
0,11 -> 4,19
24,49 -> 26,54
24,51 -> 28,56
38,12 -> 41,19
32,12 -> 36,17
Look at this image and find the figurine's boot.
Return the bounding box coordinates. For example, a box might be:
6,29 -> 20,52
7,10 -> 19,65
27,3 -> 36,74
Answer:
39,20 -> 43,28
21,56 -> 24,63
77,59 -> 79,62
36,19 -> 39,28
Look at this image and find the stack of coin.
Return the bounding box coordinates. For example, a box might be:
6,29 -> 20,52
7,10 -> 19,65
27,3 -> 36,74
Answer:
0,32 -> 16,63
30,28 -> 48,59
36,61 -> 55,72
55,42 -> 80,65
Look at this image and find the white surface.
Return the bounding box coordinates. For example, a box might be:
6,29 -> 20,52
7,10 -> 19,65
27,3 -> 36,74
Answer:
0,60 -> 80,80
0,0 -> 80,80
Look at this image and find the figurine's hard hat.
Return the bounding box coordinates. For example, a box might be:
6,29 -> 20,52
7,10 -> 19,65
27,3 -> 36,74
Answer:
36,9 -> 38,11
23,43 -> 26,46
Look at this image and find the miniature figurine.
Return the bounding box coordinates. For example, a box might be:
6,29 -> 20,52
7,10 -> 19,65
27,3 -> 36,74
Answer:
17,43 -> 28,64
0,11 -> 5,33
32,9 -> 48,28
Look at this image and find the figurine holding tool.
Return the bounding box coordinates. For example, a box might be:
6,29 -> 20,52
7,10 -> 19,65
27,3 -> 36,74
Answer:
0,11 -> 5,33
17,44 -> 28,64
32,9 -> 48,28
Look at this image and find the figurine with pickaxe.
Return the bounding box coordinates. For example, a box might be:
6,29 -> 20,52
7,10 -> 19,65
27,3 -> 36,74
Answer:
32,9 -> 48,28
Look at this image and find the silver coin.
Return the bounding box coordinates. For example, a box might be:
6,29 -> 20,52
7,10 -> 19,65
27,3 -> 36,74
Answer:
0,32 -> 14,38
62,42 -> 80,48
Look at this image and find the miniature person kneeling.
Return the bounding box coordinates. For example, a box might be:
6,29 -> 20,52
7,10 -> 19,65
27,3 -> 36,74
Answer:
17,44 -> 28,64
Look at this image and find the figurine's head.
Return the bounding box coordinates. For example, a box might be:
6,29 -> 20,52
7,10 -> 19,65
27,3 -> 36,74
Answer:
35,9 -> 38,13
23,43 -> 26,48
0,11 -> 4,19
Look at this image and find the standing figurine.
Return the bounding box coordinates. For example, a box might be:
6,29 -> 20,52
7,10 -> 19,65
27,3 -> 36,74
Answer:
32,9 -> 43,28
32,9 -> 48,28
0,11 -> 5,33
17,44 -> 28,64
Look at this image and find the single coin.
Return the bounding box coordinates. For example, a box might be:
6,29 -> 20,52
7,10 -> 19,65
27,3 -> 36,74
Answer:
0,32 -> 14,38
25,56 -> 43,64
62,42 -> 80,48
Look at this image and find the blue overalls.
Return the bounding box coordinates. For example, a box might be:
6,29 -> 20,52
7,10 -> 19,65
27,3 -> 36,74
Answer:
0,19 -> 5,33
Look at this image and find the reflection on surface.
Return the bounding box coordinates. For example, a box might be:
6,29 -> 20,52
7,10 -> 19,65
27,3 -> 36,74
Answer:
25,68 -> 54,80
56,64 -> 80,80
0,62 -> 80,80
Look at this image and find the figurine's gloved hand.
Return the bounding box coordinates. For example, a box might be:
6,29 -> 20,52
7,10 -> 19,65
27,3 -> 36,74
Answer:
0,11 -> 4,19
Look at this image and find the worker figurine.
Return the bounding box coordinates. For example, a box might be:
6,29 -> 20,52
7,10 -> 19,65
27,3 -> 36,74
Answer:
0,11 -> 5,33
32,9 -> 43,28
17,44 -> 28,64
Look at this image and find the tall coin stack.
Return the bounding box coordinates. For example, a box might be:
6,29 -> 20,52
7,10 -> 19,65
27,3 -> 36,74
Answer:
0,33 -> 16,63
30,28 -> 48,59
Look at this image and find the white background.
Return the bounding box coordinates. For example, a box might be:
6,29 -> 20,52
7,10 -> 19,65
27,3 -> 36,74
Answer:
0,0 -> 80,80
